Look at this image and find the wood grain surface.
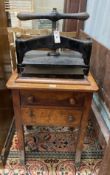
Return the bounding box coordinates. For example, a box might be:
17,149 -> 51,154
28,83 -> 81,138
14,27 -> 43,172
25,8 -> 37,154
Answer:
6,71 -> 98,92
21,107 -> 82,126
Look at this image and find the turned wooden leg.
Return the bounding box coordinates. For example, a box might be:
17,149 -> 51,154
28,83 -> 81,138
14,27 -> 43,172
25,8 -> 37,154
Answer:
12,90 -> 25,164
75,94 -> 92,166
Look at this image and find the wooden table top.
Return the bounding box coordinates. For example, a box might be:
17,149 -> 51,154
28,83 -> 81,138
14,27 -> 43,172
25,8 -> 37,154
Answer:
6,71 -> 98,92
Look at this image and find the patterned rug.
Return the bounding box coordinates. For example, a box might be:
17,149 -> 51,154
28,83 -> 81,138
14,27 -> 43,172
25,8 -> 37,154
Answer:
1,158 -> 102,175
0,122 -> 103,175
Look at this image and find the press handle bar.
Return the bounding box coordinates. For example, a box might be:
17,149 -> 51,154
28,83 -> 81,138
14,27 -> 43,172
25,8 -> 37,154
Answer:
17,12 -> 89,21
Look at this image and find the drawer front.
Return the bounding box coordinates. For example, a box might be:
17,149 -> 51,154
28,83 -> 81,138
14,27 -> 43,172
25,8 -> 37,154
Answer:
21,108 -> 82,127
20,90 -> 85,108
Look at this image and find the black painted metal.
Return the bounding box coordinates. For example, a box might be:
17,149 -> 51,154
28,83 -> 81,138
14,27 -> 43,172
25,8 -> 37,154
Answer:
16,8 -> 92,79
17,8 -> 89,22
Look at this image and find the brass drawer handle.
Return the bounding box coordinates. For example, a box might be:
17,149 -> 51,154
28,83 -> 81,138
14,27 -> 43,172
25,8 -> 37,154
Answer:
68,115 -> 74,122
29,110 -> 35,117
27,96 -> 35,104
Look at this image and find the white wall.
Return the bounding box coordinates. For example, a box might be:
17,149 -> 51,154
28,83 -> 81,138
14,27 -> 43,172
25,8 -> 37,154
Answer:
9,0 -> 33,28
34,0 -> 64,13
85,0 -> 110,49
33,0 -> 64,31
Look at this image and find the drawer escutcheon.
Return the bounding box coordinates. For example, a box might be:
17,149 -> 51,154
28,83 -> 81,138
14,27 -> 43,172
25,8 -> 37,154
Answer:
29,109 -> 35,117
27,96 -> 35,104
68,115 -> 75,122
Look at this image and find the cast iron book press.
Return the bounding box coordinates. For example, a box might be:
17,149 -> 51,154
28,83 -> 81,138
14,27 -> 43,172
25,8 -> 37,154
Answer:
16,8 -> 92,79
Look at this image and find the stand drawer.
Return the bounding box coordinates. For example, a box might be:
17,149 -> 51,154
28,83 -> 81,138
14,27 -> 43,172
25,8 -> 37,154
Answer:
21,107 -> 82,127
20,90 -> 85,108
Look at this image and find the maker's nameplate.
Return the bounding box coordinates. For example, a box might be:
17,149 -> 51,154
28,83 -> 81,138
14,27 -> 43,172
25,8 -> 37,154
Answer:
48,84 -> 57,88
